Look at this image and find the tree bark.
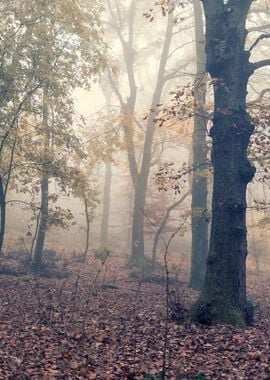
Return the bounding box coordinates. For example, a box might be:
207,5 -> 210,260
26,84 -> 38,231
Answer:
192,0 -> 256,326
189,0 -> 209,291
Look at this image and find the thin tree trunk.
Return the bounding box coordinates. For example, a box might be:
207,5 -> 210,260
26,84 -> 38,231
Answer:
126,184 -> 133,253
0,123 -> 19,254
33,87 -> 50,271
192,1 -> 256,326
99,161 -> 112,247
189,0 -> 209,290
130,177 -> 147,264
83,195 -> 90,261
33,176 -> 49,270
0,177 -> 6,253
152,191 -> 190,270
30,208 -> 41,259
129,13 -> 174,265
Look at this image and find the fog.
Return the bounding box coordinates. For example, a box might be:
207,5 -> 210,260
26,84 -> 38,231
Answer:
4,0 -> 270,274
1,0 -> 270,377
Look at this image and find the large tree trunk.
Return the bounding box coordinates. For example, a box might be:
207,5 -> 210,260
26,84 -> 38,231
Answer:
189,0 -> 209,290
99,161 -> 112,247
192,1 -> 255,326
33,176 -> 49,270
0,177 -> 6,253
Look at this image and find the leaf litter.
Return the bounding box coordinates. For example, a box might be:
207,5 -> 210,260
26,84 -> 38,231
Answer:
0,255 -> 269,379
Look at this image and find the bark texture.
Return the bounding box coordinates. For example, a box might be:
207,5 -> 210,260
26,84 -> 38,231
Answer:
192,0 -> 256,326
189,0 -> 209,291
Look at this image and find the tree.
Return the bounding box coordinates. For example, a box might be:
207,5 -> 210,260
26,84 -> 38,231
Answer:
77,104 -> 123,257
191,0 -> 270,326
106,0 -> 189,266
0,0 -> 106,256
67,164 -> 99,261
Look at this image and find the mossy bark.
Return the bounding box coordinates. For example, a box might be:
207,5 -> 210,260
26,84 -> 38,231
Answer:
191,1 -> 255,326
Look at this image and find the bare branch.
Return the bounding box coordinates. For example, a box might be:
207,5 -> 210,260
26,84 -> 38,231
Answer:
107,69 -> 125,107
248,88 -> 270,105
249,33 -> 270,51
248,23 -> 270,33
253,59 -> 270,70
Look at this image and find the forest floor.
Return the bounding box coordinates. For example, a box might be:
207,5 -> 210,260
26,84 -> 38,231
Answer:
0,253 -> 270,379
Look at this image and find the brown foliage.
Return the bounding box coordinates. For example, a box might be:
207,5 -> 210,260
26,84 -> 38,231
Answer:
0,255 -> 269,379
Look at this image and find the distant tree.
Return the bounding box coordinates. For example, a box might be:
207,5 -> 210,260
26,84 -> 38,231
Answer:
79,105 -> 123,258
99,161 -> 112,248
67,164 -> 99,261
99,84 -> 113,249
106,0 -> 190,266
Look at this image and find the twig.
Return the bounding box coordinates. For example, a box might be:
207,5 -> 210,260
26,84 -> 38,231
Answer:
162,218 -> 188,380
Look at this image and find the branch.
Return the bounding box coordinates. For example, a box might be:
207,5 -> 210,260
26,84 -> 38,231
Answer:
6,200 -> 40,210
164,65 -> 195,82
248,88 -> 270,105
133,115 -> 145,132
107,68 -> 125,107
4,126 -> 18,198
167,40 -> 195,61
249,33 -> 270,51
253,59 -> 270,71
248,23 -> 270,33
0,79 -> 43,158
